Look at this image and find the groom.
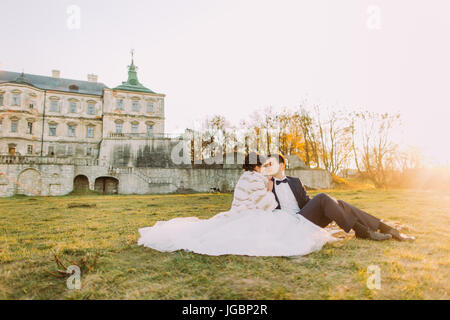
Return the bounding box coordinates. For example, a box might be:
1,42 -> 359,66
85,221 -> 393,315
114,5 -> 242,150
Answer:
264,153 -> 414,241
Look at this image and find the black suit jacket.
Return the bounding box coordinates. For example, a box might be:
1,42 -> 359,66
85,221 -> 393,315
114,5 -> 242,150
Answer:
272,176 -> 311,210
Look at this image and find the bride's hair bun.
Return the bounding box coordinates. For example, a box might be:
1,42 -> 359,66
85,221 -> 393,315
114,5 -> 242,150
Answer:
243,152 -> 265,171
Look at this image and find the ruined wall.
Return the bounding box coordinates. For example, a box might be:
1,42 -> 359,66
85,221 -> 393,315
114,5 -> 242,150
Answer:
106,167 -> 333,195
98,138 -> 177,168
0,164 -> 333,198
287,169 -> 333,189
0,164 -> 74,197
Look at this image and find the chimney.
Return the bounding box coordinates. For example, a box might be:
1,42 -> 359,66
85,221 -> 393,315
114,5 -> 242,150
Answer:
87,74 -> 98,83
52,70 -> 60,78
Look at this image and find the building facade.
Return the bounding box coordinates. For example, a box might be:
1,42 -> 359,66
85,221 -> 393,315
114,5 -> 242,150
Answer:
0,57 -> 165,159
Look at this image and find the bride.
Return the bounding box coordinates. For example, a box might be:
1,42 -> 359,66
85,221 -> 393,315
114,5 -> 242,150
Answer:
138,153 -> 336,257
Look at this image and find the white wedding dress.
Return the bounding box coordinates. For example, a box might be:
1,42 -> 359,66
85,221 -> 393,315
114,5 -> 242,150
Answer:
138,171 -> 336,257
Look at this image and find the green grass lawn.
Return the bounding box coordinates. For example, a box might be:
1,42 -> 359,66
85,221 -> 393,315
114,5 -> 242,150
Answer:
0,189 -> 449,300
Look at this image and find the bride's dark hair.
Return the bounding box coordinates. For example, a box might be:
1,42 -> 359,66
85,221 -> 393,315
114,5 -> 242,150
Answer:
243,152 -> 266,172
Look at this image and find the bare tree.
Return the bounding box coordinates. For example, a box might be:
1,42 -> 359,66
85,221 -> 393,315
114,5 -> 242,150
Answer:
313,106 -> 353,174
191,105 -> 403,188
352,111 -> 401,187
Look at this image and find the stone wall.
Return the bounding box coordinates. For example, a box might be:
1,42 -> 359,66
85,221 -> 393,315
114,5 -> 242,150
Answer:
0,164 -> 333,197
287,169 -> 333,189
0,163 -> 74,197
98,137 -> 177,168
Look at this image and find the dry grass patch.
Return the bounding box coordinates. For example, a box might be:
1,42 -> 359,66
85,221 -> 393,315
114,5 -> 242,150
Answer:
0,190 -> 448,299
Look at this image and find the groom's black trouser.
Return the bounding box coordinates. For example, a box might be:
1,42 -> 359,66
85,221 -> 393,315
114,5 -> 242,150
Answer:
297,193 -> 381,234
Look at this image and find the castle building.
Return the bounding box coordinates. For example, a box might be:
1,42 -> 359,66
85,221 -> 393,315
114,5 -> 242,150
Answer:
0,57 -> 165,160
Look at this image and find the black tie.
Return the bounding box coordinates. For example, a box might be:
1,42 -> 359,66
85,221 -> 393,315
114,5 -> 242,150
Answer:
276,178 -> 288,185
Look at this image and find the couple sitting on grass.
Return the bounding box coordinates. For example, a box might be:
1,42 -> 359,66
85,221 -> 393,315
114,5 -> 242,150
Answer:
138,153 -> 414,257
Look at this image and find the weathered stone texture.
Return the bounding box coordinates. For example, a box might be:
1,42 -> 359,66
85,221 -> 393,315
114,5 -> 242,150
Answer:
0,164 -> 333,197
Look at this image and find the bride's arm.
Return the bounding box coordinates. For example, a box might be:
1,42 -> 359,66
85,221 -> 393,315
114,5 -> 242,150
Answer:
250,176 -> 278,211
231,172 -> 278,212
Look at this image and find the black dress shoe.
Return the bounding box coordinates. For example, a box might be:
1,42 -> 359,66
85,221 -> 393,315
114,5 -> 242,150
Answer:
386,229 -> 416,241
368,230 -> 392,241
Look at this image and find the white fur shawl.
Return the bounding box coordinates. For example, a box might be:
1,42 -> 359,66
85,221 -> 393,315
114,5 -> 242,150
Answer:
231,171 -> 278,212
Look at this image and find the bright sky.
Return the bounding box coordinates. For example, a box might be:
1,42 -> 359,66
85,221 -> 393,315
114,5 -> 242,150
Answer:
1,0 -> 449,164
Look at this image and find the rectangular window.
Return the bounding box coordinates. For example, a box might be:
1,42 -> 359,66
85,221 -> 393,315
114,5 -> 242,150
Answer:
115,123 -> 123,134
0,94 -> 4,106
48,146 -> 55,156
27,145 -> 33,155
49,124 -> 57,136
27,122 -> 33,134
87,103 -> 95,115
0,122 -> 2,132
116,99 -> 123,110
11,120 -> 18,133
87,126 -> 94,138
131,123 -> 138,133
68,125 -> 76,137
132,101 -> 140,111
50,100 -> 59,112
29,103 -> 34,109
147,102 -> 154,113
146,124 -> 153,136
12,94 -> 20,106
86,147 -> 92,156
69,102 -> 77,113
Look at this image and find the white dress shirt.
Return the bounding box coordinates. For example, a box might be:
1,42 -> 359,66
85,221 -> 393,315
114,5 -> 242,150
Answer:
273,177 -> 300,215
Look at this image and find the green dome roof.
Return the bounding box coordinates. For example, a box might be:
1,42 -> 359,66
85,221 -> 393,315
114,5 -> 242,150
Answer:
114,55 -> 155,94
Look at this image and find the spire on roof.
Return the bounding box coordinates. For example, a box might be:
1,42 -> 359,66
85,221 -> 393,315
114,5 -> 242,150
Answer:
126,49 -> 139,85
113,50 -> 155,93
130,49 -> 135,67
